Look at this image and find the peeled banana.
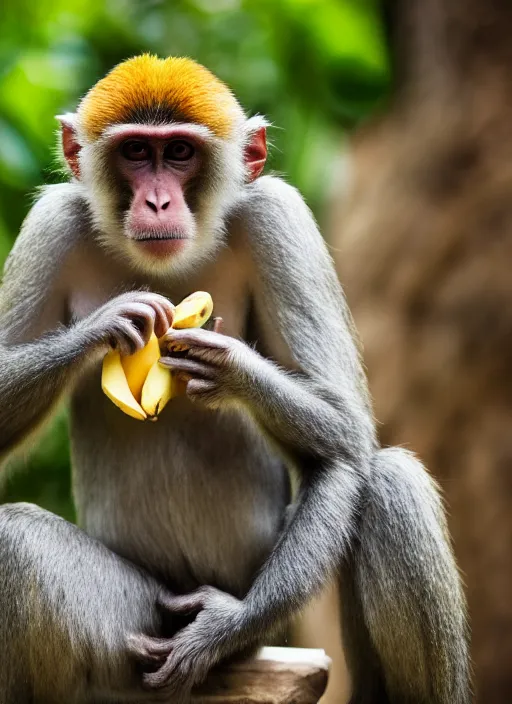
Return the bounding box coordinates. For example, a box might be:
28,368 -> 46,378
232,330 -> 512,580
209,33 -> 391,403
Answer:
121,332 -> 160,401
101,291 -> 213,420
172,291 -> 213,329
101,348 -> 148,421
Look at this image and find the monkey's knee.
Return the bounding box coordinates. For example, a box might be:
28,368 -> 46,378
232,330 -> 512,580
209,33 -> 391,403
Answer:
0,501 -> 55,585
0,500 -> 60,535
0,502 -> 163,702
0,500 -> 50,520
0,504 -> 49,701
0,501 -> 80,581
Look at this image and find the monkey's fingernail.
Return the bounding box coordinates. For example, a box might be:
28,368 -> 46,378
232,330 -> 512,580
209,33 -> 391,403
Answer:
168,343 -> 189,353
177,373 -> 192,382
213,317 -> 224,334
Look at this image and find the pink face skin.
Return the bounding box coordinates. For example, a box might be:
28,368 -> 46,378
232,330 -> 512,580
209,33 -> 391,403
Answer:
110,125 -> 204,258
60,117 -> 267,265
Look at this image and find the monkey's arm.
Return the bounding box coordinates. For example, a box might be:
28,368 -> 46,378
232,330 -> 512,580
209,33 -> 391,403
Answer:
0,186 -> 174,459
137,176 -> 377,696
0,186 -> 91,456
240,174 -> 376,459
164,175 -> 376,462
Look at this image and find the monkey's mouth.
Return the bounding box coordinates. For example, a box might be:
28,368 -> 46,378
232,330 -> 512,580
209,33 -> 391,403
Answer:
130,231 -> 190,256
131,232 -> 190,242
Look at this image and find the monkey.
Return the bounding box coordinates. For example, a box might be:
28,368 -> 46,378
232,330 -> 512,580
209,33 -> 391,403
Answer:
0,54 -> 470,704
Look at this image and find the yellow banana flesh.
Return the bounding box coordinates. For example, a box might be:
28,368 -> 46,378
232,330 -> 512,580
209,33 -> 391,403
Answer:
121,332 -> 160,402
101,350 -> 147,421
101,291 -> 213,420
172,292 -> 213,329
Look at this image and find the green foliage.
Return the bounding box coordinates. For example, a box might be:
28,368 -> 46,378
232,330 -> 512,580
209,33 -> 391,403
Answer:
0,0 -> 388,518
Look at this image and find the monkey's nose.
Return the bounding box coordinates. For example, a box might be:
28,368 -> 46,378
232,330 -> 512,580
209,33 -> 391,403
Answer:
145,191 -> 171,213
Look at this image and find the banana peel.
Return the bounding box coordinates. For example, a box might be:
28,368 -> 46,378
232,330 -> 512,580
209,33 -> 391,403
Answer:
140,359 -> 174,417
101,291 -> 213,420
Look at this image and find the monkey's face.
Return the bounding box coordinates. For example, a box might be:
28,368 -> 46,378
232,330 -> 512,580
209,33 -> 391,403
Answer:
58,56 -> 268,278
80,122 -> 248,277
113,125 -> 201,259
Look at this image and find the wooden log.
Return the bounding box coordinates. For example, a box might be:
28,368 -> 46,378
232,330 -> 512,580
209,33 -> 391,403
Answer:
191,647 -> 330,703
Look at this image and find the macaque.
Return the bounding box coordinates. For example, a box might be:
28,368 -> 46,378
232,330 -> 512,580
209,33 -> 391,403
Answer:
0,55 -> 470,704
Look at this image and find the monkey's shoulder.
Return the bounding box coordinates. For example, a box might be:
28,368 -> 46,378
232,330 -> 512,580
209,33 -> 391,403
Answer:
232,175 -> 319,254
3,184 -> 93,280
27,182 -> 92,239
237,175 -> 311,217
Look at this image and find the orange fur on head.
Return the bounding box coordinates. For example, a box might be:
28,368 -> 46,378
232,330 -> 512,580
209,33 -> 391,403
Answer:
78,55 -> 245,141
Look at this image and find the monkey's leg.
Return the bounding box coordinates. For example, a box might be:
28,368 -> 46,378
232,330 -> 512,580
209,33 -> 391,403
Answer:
134,450 -> 470,704
0,502 -> 167,704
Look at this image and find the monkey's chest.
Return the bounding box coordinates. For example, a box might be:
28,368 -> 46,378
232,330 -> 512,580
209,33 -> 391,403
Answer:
70,384 -> 290,595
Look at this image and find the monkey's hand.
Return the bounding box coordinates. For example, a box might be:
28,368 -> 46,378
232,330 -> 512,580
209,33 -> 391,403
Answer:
78,292 -> 175,356
162,321 -> 371,463
160,327 -> 257,407
129,586 -> 250,701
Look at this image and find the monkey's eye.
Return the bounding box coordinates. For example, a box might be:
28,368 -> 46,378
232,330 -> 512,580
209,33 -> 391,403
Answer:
164,140 -> 195,162
121,141 -> 151,161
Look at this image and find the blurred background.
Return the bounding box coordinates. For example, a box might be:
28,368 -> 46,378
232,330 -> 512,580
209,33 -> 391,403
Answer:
1,0 -> 510,701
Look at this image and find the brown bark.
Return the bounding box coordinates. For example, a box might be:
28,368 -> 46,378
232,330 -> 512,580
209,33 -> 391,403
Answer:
330,2 -> 512,701
192,647 -> 329,703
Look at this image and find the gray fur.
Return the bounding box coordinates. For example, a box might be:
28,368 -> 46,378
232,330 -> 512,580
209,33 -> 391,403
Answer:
356,449 -> 470,703
0,503 -> 166,704
0,163 -> 470,701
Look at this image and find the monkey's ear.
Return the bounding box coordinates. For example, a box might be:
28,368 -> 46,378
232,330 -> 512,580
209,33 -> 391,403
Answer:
244,126 -> 267,182
56,113 -> 81,179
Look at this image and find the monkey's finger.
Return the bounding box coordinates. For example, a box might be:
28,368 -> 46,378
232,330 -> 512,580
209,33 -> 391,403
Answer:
120,303 -> 157,340
159,357 -> 215,380
131,634 -> 175,658
114,320 -> 146,355
157,590 -> 207,615
186,379 -> 218,400
164,327 -> 230,350
156,296 -> 176,328
203,316 -> 224,333
135,293 -> 175,331
142,643 -> 197,694
149,301 -> 174,339
167,342 -> 190,353
143,665 -> 191,698
126,634 -> 169,664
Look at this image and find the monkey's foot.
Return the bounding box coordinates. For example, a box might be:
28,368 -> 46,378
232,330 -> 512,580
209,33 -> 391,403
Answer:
129,586 -> 248,700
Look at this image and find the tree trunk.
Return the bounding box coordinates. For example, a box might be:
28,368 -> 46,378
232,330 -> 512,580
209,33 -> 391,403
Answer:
330,1 -> 512,701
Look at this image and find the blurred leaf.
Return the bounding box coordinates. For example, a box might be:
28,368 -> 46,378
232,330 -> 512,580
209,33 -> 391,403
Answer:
1,412 -> 74,521
0,118 -> 40,187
